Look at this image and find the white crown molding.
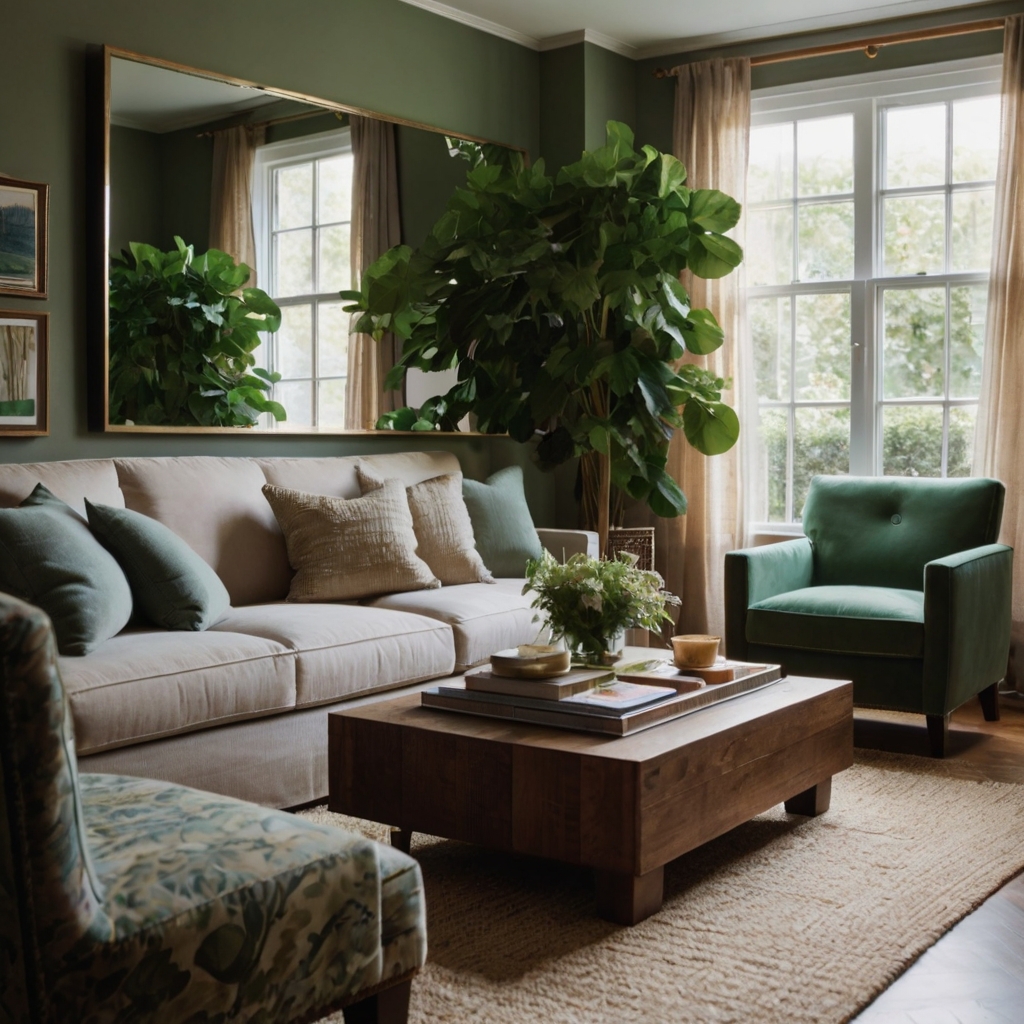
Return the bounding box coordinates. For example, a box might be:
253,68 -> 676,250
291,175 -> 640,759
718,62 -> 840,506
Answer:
633,0 -> 1000,60
538,29 -> 638,58
397,0 -> 539,49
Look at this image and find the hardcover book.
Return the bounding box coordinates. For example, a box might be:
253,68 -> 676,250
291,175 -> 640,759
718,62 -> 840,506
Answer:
465,665 -> 615,701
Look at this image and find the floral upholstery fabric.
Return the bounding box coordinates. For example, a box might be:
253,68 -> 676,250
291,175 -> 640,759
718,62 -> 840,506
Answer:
0,595 -> 426,1024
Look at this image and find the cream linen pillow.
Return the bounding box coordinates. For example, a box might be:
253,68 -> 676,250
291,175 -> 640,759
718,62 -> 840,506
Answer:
262,480 -> 440,601
357,464 -> 495,586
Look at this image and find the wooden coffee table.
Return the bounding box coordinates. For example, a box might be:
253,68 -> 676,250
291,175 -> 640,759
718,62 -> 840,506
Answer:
328,672 -> 853,925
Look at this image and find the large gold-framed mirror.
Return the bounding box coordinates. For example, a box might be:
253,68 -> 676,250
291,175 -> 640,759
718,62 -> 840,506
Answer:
89,46 -> 522,434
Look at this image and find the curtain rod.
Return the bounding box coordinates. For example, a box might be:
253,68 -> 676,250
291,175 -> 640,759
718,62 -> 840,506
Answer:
653,16 -> 1005,77
195,109 -> 343,138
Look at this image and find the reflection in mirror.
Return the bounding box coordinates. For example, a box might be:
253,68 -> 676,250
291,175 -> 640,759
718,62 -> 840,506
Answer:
103,52 -> 510,433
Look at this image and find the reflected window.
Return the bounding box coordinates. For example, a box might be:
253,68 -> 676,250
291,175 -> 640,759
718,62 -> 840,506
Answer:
750,66 -> 999,523
254,128 -> 353,429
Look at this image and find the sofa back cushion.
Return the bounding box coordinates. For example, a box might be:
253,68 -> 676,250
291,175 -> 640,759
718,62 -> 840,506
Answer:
0,459 -> 124,517
802,475 -> 1005,590
114,457 -> 292,606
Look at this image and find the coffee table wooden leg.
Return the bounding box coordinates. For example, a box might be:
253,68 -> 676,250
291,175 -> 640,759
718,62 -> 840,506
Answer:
784,777 -> 832,816
594,866 -> 664,925
390,828 -> 412,853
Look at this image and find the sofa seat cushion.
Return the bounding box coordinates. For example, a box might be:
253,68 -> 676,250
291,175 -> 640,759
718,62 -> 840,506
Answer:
747,585 -> 925,658
60,630 -> 295,754
368,579 -> 538,670
210,603 -> 456,707
54,773 -> 426,1022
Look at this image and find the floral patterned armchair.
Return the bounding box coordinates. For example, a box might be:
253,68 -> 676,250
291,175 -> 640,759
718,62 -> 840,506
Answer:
0,594 -> 426,1024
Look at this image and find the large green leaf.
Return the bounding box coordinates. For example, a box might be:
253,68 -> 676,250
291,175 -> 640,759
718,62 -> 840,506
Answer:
683,400 -> 740,455
681,308 -> 724,355
648,471 -> 688,518
687,233 -> 744,279
689,189 -> 742,233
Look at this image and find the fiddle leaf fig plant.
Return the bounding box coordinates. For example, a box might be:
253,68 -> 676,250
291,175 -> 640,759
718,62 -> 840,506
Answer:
108,236 -> 286,427
342,121 -> 742,518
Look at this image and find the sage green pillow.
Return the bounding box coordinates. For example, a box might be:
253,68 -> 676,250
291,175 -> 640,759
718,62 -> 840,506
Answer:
0,485 -> 134,655
85,500 -> 230,631
462,466 -> 544,578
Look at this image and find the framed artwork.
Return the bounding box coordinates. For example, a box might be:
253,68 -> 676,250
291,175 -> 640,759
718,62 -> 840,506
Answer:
0,174 -> 48,299
0,311 -> 48,436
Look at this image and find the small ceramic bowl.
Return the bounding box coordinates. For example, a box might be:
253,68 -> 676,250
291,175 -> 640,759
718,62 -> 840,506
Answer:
671,634 -> 722,670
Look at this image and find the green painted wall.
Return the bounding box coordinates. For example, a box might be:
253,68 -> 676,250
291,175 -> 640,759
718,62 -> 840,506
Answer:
0,0 -> 575,526
583,42 -> 636,151
634,3 -> 1013,155
539,44 -> 586,174
108,126 -> 162,259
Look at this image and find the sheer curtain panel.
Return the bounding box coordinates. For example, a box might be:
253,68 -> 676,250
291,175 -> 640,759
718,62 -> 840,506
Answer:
974,15 -> 1024,691
209,125 -> 265,281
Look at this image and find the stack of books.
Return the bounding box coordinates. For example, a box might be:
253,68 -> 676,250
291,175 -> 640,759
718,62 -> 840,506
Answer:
420,649 -> 783,736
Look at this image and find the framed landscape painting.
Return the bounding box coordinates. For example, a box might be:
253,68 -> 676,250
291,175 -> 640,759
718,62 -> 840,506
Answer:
0,311 -> 48,435
0,175 -> 48,299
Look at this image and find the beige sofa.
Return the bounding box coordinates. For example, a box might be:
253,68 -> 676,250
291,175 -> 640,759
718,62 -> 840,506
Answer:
0,451 -> 595,808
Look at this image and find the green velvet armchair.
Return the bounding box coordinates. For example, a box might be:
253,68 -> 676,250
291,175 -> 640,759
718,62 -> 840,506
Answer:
725,476 -> 1012,757
0,594 -> 426,1024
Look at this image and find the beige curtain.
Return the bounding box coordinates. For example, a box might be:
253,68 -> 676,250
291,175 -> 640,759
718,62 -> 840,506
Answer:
974,15 -> 1024,690
345,115 -> 403,430
629,58 -> 753,637
209,124 -> 264,281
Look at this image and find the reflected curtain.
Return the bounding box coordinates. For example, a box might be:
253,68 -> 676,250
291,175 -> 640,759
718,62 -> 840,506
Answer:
629,57 -> 754,637
209,124 -> 264,281
345,115 -> 402,430
973,15 -> 1024,690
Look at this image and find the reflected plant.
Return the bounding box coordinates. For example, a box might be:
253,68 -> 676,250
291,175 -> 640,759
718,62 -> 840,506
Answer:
109,237 -> 286,427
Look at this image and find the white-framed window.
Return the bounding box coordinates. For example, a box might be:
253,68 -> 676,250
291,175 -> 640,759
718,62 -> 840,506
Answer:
748,56 -> 1001,525
253,127 -> 353,429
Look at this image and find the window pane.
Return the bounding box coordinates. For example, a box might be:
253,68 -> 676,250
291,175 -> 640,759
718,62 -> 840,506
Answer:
883,194 -> 945,276
885,104 -> 946,188
757,406 -> 788,522
950,285 -> 987,399
751,297 -> 790,402
275,304 -> 312,379
274,229 -> 313,296
882,288 -> 945,398
274,379 -> 312,428
749,123 -> 793,203
947,405 -> 977,477
318,378 -> 346,427
317,224 -> 351,293
882,405 -> 943,477
795,293 -> 850,401
798,201 -> 854,280
318,301 -> 349,378
318,155 -> 353,224
794,406 -> 849,519
275,164 -> 313,230
953,96 -> 1000,183
951,188 -> 994,273
748,206 -> 793,286
798,115 -> 853,196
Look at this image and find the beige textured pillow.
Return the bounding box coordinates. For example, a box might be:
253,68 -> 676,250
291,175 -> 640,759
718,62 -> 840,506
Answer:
357,465 -> 495,586
262,480 -> 440,601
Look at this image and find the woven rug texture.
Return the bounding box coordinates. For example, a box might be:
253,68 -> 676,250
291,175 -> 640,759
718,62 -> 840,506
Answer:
303,749 -> 1024,1024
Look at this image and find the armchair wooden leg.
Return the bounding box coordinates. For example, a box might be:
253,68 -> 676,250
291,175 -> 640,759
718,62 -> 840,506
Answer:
978,682 -> 1001,722
926,713 -> 949,758
343,978 -> 412,1024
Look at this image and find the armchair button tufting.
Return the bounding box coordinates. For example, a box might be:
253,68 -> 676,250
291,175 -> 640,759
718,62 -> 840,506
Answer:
891,514 -> 902,525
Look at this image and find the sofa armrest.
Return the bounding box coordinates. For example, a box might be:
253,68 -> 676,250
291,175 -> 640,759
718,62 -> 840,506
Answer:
536,528 -> 600,561
923,543 -> 1012,715
724,538 -> 814,660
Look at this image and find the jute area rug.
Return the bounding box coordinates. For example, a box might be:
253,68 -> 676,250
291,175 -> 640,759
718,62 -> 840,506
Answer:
302,750 -> 1024,1024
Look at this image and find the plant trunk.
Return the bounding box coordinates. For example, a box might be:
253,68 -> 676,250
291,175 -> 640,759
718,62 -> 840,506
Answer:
579,450 -> 611,557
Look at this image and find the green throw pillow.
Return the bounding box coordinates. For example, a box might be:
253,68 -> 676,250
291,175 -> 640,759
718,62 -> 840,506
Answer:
0,484 -> 134,655
85,500 -> 230,631
462,466 -> 544,578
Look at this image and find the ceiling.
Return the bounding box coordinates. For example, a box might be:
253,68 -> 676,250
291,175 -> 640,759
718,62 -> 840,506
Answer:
398,0 -> 992,57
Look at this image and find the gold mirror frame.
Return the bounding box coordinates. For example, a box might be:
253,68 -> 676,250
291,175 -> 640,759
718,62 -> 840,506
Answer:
88,45 -> 522,435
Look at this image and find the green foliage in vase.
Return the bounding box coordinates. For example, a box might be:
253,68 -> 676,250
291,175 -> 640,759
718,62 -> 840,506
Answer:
524,551 -> 680,661
108,237 -> 286,427
342,121 -> 744,518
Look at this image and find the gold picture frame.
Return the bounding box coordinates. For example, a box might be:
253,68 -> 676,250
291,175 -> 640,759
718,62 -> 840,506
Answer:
0,310 -> 49,436
0,174 -> 49,300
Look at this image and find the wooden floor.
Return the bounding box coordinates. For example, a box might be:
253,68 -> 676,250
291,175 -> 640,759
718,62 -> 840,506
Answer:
852,692 -> 1024,1023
